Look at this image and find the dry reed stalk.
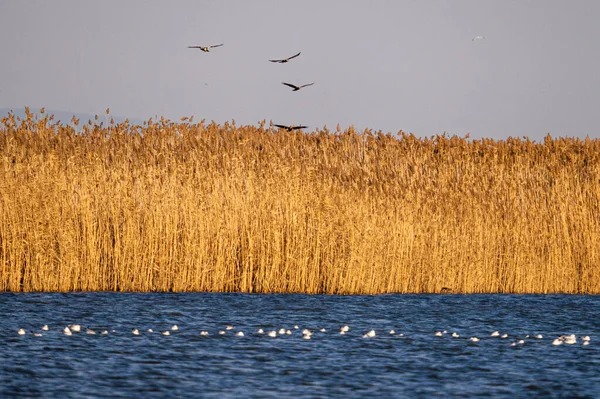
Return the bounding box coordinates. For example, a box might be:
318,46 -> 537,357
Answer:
1,111 -> 599,293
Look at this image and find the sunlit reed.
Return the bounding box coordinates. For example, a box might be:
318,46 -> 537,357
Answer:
1,108 -> 599,294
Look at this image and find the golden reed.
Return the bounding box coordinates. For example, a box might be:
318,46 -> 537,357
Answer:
1,109 -> 599,294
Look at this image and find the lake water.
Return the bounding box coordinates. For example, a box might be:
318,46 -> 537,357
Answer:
1,293 -> 598,398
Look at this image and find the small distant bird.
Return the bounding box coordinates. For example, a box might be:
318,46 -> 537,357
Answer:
282,82 -> 314,91
274,124 -> 308,131
269,52 -> 301,63
363,330 -> 376,338
188,44 -> 224,52
472,36 -> 485,41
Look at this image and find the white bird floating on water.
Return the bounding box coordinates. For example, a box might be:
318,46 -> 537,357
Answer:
219,330 -> 226,335
535,334 -> 543,339
171,325 -> 179,331
278,328 -> 287,335
200,331 -> 209,336
18,328 -> 27,335
500,334 -> 508,339
101,330 -> 109,335
63,327 -> 72,336
451,332 -> 460,338
161,331 -> 170,336
86,328 -> 96,335
552,338 -> 563,346
389,330 -> 396,335
235,331 -> 244,337
257,328 -> 264,334
491,331 -> 500,337
267,331 -> 277,338
435,331 -> 443,337
469,337 -> 480,342
33,332 -> 43,337
69,324 -> 81,333
559,334 -> 577,345
41,325 -> 49,331
320,328 -> 326,333
363,330 -> 376,338
132,329 -> 140,335
225,325 -> 234,330
147,329 -> 153,333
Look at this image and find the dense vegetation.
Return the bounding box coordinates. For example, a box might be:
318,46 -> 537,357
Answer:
1,109 -> 599,293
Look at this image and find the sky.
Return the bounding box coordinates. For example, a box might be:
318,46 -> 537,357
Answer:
1,0 -> 599,141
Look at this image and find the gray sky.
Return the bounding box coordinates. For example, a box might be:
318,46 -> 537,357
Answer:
1,0 -> 599,140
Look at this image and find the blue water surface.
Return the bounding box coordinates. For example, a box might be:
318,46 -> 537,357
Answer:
1,293 -> 599,398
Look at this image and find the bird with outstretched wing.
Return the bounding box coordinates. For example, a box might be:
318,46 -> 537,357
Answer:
282,82 -> 314,91
188,44 -> 224,52
273,124 -> 308,131
269,52 -> 301,63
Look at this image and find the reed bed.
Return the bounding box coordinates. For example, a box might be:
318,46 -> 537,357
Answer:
1,109 -> 599,294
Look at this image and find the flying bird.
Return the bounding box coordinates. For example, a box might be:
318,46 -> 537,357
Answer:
274,124 -> 308,131
282,82 -> 314,91
472,36 -> 485,41
188,44 -> 224,52
269,52 -> 301,63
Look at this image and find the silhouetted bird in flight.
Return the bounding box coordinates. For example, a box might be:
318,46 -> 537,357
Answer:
188,44 -> 224,52
269,52 -> 301,63
282,82 -> 314,91
274,124 -> 308,131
